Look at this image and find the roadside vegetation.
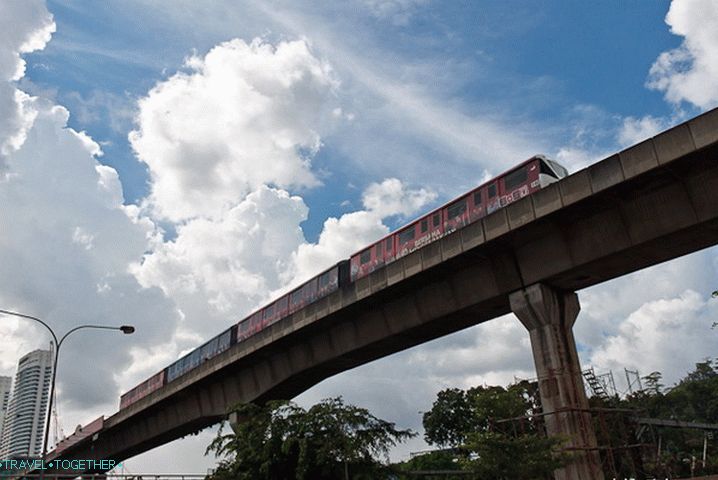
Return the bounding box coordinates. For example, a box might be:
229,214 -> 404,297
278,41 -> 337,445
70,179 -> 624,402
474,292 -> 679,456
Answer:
206,360 -> 718,479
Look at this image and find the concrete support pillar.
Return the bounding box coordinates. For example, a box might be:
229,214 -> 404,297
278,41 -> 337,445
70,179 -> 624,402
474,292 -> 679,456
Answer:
228,410 -> 242,435
509,283 -> 604,480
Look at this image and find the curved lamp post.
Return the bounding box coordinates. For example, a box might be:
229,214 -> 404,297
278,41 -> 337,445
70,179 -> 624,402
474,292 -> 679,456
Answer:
0,308 -> 134,474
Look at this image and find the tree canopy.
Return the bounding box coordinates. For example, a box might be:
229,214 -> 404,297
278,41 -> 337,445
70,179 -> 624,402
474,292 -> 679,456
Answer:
422,380 -> 542,447
593,359 -> 718,478
206,397 -> 415,480
418,380 -> 566,479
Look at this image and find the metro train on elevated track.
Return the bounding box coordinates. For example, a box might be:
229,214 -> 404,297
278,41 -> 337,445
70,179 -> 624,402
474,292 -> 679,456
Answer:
118,155 -> 569,411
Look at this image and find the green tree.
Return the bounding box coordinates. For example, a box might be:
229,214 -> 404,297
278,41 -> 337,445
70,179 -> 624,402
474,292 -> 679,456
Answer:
643,371 -> 664,396
393,450 -> 464,480
422,388 -> 475,447
206,397 -> 415,480
620,361 -> 718,477
423,381 -> 541,449
462,431 -> 568,480
421,381 -> 566,479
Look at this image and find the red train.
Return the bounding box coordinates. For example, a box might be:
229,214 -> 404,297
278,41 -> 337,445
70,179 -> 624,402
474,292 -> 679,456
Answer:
53,416 -> 104,454
119,155 -> 568,410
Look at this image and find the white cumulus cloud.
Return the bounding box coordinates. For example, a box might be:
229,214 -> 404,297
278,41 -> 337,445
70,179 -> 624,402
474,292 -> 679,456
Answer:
130,37 -> 340,222
647,0 -> 718,109
362,177 -> 436,218
590,290 -> 718,385
0,0 -> 55,167
617,115 -> 670,147
135,186 -> 309,342
0,100 -> 181,424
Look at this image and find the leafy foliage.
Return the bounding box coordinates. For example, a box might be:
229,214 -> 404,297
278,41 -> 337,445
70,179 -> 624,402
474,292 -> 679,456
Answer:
462,431 -> 569,480
419,380 -> 566,479
421,388 -> 475,448
423,380 -> 542,448
616,359 -> 718,477
206,397 -> 415,480
623,360 -> 718,424
393,450 -> 464,479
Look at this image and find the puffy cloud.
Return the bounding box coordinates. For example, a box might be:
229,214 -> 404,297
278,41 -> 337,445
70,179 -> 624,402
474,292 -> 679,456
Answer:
130,38 -> 340,222
0,0 -> 55,167
589,290 -> 718,386
362,177 -> 436,218
647,0 -> 718,109
617,115 -> 671,147
134,186 -> 308,343
0,100 -> 181,430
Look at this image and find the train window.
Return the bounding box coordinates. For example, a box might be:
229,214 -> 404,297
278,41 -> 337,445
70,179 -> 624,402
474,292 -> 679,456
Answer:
473,190 -> 482,205
540,159 -> 568,179
447,199 -> 466,219
548,159 -> 568,178
360,249 -> 371,264
386,238 -> 393,251
488,183 -> 497,198
398,227 -> 415,244
319,272 -> 329,286
420,219 -> 428,233
277,296 -> 288,309
219,330 -> 231,350
433,213 -> 441,227
504,167 -> 528,190
264,305 -> 274,319
540,159 -> 555,176
376,242 -> 383,257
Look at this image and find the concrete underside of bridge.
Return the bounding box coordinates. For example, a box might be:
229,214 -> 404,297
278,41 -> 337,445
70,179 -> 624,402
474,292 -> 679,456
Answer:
44,108 -> 718,476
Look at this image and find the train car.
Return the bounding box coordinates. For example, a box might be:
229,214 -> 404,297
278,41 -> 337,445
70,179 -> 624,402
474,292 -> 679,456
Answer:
350,155 -> 568,280
236,261 -> 348,344
119,370 -> 165,410
54,416 -> 104,454
237,309 -> 264,342
166,325 -> 236,383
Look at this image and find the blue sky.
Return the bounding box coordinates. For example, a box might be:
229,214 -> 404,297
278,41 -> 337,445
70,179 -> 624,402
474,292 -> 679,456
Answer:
2,0 -> 718,473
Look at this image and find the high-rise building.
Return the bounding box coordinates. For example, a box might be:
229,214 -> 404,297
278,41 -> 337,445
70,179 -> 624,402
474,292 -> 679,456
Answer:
0,376 -> 11,439
0,350 -> 53,459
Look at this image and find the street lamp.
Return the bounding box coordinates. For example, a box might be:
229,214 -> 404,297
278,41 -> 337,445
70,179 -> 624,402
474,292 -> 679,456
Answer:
0,308 -> 134,475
